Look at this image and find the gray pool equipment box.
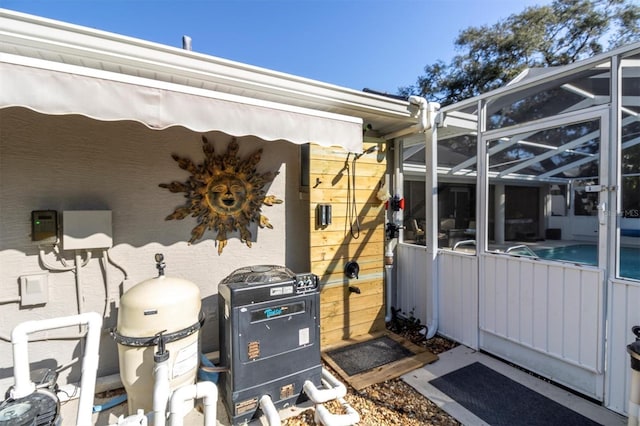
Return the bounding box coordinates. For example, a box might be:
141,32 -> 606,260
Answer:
218,265 -> 322,425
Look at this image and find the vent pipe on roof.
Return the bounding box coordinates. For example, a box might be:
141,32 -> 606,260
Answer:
182,36 -> 192,51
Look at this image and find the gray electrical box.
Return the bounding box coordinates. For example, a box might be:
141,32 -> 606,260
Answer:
31,210 -> 58,243
62,210 -> 113,250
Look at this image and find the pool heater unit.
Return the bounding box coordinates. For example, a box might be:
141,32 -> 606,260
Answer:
218,265 -> 321,425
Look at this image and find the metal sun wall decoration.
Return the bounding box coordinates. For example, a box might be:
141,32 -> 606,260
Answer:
159,136 -> 283,255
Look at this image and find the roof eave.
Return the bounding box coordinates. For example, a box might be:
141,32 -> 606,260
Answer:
0,8 -> 416,135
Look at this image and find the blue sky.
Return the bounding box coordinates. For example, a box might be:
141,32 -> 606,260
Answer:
2,0 -> 551,93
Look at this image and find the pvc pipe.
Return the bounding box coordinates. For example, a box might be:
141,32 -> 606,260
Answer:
75,251 -> 85,319
168,381 -> 217,426
93,393 -> 128,413
0,296 -> 21,305
424,123 -> 439,341
106,249 -> 129,280
153,358 -> 170,426
384,265 -> 393,323
10,312 -> 102,426
109,409 -> 148,426
314,397 -> 360,426
303,368 -> 347,404
39,247 -> 75,272
259,395 -> 281,426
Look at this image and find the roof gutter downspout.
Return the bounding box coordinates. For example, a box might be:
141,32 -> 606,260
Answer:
408,96 -> 429,132
407,96 -> 441,340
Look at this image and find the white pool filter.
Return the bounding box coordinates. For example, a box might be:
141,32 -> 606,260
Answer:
113,254 -> 202,416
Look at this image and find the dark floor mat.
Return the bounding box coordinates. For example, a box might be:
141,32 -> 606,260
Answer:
430,362 -> 601,426
325,335 -> 414,376
322,333 -> 438,390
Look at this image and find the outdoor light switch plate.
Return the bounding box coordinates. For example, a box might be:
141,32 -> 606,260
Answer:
19,273 -> 49,306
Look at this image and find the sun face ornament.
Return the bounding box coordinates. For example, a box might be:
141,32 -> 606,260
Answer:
159,136 -> 283,255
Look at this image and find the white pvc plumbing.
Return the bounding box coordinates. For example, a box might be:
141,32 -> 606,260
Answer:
10,311 -> 102,426
303,368 -> 358,425
303,368 -> 347,404
152,356 -> 170,426
314,397 -> 360,426
259,395 -> 281,426
111,409 -> 148,425
168,381 -> 217,426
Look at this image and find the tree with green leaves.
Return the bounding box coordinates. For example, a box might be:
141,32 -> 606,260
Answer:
400,0 -> 640,105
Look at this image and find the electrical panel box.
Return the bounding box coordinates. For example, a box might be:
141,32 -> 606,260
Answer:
62,210 -> 113,250
31,210 -> 58,243
19,273 -> 49,306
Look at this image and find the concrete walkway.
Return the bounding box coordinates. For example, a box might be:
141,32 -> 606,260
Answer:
402,345 -> 627,426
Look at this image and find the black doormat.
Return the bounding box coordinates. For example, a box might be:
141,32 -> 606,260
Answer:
430,362 -> 601,426
325,335 -> 414,376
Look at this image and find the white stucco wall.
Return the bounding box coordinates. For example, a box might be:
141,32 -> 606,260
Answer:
0,107 -> 309,393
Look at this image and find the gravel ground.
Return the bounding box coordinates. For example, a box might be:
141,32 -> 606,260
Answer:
283,316 -> 461,426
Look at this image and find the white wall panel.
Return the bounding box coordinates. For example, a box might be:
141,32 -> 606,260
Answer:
396,244 -> 429,325
532,264 -> 549,349
547,265 -> 566,356
438,251 -> 478,349
479,253 -> 605,399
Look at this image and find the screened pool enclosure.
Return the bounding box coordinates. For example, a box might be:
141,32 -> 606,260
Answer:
394,42 -> 640,417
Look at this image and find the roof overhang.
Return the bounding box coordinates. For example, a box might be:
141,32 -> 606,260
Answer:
0,9 -> 419,152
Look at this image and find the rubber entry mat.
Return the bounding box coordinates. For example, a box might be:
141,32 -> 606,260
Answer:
429,362 -> 601,426
325,336 -> 414,376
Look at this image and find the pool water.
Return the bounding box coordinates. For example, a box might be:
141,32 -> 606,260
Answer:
534,244 -> 640,280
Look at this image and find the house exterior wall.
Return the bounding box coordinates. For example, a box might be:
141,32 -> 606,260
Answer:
308,139 -> 388,347
0,107 -> 307,393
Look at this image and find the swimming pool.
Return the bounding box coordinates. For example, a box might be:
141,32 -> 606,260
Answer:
534,244 -> 640,280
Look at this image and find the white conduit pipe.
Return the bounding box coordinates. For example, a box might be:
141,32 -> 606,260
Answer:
424,272 -> 439,340
424,115 -> 439,341
38,247 -> 75,272
384,240 -> 394,323
303,368 -> 347,404
75,251 -> 86,317
152,357 -> 171,426
10,312 -> 102,426
384,265 -> 393,323
259,395 -> 281,426
314,397 -> 360,426
0,296 -> 21,305
105,249 -> 129,280
168,381 -> 217,426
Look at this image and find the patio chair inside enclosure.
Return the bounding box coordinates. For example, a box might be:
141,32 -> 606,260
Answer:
411,219 -> 425,242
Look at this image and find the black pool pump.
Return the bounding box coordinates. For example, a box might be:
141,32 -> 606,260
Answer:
0,368 -> 60,426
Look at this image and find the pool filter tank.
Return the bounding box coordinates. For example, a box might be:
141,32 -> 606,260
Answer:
113,254 -> 202,415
